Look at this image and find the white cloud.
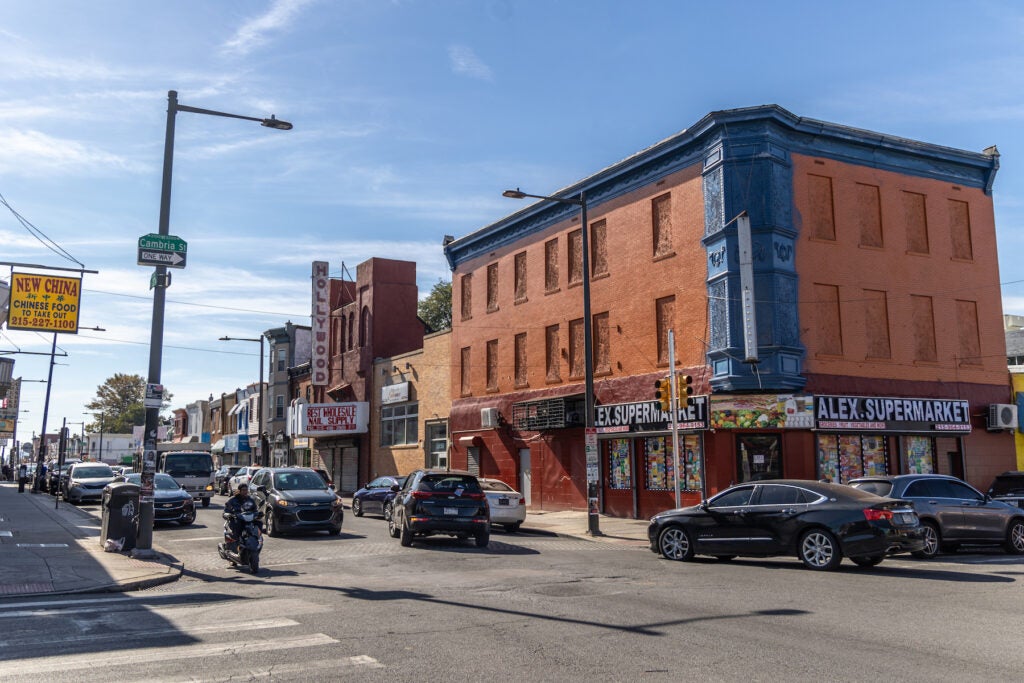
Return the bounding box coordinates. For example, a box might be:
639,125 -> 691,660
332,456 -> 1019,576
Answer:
222,0 -> 316,57
448,45 -> 493,81
0,130 -> 148,176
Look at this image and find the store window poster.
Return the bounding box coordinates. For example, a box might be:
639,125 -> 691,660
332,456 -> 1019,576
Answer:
817,435 -> 840,483
683,435 -> 702,492
645,437 -> 672,490
608,438 -> 631,489
902,436 -> 934,474
862,436 -> 887,476
838,435 -> 864,482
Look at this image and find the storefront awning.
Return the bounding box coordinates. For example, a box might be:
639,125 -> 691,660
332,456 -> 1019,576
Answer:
211,439 -> 225,453
227,404 -> 241,417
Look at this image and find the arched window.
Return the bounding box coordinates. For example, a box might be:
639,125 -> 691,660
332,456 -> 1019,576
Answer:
347,312 -> 354,350
360,306 -> 370,347
337,315 -> 345,353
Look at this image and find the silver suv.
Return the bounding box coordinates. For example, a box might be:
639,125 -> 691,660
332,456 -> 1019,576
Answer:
849,474 -> 1024,558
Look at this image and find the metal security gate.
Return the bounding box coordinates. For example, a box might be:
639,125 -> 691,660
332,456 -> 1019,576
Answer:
340,446 -> 359,493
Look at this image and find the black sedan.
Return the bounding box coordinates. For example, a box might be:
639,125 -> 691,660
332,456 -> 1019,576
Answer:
648,479 -> 924,570
351,475 -> 406,519
119,473 -> 195,525
251,467 -> 344,537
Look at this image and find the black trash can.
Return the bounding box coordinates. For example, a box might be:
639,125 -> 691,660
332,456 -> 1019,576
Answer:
101,482 -> 140,552
18,464 -> 27,493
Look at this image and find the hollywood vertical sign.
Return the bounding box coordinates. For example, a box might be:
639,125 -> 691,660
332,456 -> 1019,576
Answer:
311,261 -> 330,386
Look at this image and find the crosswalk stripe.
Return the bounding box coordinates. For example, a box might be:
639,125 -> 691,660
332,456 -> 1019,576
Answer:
0,618 -> 300,650
0,633 -> 338,675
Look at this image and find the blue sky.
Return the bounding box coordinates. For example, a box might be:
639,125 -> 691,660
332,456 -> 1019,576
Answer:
3,0 -> 1024,442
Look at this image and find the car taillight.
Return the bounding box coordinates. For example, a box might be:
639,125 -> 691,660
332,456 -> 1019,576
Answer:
466,492 -> 486,500
863,508 -> 893,522
411,490 -> 433,499
518,497 -> 525,506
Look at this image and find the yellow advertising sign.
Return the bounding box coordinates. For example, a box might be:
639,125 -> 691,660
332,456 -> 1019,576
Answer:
6,273 -> 82,333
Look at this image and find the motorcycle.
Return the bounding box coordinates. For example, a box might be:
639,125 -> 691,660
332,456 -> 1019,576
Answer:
217,509 -> 264,573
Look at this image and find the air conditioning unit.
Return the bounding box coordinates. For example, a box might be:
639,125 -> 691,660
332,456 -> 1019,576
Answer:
988,404 -> 1018,431
481,407 -> 500,429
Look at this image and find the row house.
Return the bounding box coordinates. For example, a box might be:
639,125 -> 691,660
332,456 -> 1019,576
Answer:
444,104 -> 1014,518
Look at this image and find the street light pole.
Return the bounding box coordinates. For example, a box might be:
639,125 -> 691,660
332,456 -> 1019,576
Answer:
137,91 -> 291,557
502,188 -> 601,536
219,335 -> 266,466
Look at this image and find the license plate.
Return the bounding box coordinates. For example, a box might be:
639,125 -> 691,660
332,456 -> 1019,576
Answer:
444,507 -> 458,516
898,513 -> 916,525
498,498 -> 509,506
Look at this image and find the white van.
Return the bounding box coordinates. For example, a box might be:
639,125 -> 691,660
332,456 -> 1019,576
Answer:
159,451 -> 215,507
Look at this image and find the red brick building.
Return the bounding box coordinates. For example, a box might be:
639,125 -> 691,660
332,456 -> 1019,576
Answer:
444,105 -> 1012,518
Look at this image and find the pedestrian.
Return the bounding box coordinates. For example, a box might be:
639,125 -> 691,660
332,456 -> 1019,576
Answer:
1,464 -> 10,481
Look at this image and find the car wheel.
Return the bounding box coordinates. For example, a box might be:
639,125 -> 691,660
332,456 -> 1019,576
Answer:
911,521 -> 940,559
383,502 -> 393,522
352,499 -> 363,517
387,512 -> 401,538
851,555 -> 884,568
475,531 -> 489,548
658,525 -> 695,561
399,520 -> 414,547
503,522 -> 521,533
201,497 -> 211,508
1006,519 -> 1024,554
180,510 -> 196,526
798,528 -> 843,571
265,512 -> 279,538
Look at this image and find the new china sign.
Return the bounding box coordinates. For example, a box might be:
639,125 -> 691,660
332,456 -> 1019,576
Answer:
298,402 -> 369,436
815,395 -> 971,434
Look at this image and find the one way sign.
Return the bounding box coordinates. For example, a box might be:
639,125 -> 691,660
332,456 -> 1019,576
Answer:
138,250 -> 186,267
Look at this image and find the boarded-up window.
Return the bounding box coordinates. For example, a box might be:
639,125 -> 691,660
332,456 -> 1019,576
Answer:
593,312 -> 610,375
514,332 -> 528,387
460,347 -> 471,395
903,191 -> 929,254
591,219 -> 608,276
569,318 -> 585,378
656,296 -> 676,365
910,295 -> 937,362
864,289 -> 891,359
857,183 -> 883,247
486,263 -> 498,312
545,324 -> 560,382
652,194 -> 673,257
949,199 -> 973,260
568,229 -> 583,286
807,174 -> 836,241
545,239 -> 559,291
514,251 -> 527,302
956,299 -> 982,365
460,274 -> 472,320
486,339 -> 499,390
812,284 -> 843,356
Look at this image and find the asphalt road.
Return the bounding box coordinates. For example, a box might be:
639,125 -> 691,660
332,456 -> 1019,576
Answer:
1,495 -> 1023,682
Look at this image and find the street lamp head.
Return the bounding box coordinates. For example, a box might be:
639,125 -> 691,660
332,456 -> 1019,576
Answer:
218,336 -> 231,341
261,115 -> 293,131
502,188 -> 527,199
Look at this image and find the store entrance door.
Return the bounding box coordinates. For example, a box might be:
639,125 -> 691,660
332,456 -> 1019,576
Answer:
736,434 -> 782,482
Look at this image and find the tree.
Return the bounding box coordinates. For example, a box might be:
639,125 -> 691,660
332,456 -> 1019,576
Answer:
418,279 -> 452,332
84,373 -> 172,434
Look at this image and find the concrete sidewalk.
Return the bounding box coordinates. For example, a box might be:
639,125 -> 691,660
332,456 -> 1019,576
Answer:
522,508 -> 651,547
0,482 -> 182,598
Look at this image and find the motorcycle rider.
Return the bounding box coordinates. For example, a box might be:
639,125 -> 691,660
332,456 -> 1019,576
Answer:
223,482 -> 260,551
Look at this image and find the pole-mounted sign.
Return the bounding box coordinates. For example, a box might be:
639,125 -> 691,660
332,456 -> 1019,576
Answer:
5,272 -> 82,333
138,233 -> 188,268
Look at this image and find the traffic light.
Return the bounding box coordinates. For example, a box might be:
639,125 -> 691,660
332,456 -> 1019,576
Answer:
676,374 -> 694,407
654,377 -> 672,412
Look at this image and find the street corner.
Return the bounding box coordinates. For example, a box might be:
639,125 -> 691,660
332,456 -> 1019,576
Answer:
81,540 -> 184,593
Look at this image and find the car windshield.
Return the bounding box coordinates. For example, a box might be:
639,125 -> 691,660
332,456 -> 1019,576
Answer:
419,474 -> 482,493
481,480 -> 514,492
989,473 -> 1024,496
125,474 -> 180,490
163,454 -> 213,476
73,466 -> 113,478
274,471 -> 328,490
849,480 -> 893,497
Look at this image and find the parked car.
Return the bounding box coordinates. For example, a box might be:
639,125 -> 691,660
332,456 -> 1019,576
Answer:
115,473 -> 196,525
388,469 -> 490,548
849,474 -> 1024,558
987,471 -> 1024,510
649,480 -> 924,570
351,475 -> 406,519
48,459 -> 82,495
478,478 -> 526,532
227,466 -> 262,495
215,465 -> 243,495
64,462 -> 116,504
250,467 -> 344,537
313,468 -> 333,488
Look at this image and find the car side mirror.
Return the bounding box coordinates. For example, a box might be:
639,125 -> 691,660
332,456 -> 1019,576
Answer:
328,484 -> 335,490
390,484 -> 400,492
257,486 -> 268,495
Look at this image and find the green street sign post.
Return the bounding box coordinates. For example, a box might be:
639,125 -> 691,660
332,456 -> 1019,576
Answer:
138,233 -> 187,268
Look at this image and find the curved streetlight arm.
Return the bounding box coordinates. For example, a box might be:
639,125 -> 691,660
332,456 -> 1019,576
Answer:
503,188 -> 584,206
175,103 -> 292,130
